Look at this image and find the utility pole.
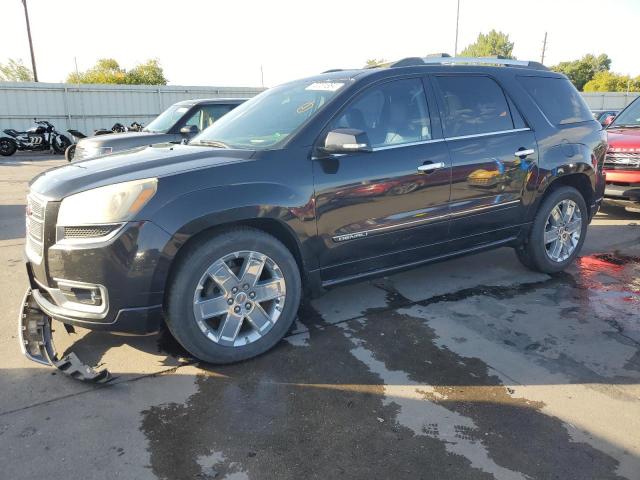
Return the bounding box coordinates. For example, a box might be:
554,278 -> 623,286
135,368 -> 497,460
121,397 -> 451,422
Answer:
540,32 -> 548,65
454,0 -> 460,56
21,0 -> 38,82
260,65 -> 264,89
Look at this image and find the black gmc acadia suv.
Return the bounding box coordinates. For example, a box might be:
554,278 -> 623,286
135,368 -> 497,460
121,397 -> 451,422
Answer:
20,57 -> 607,371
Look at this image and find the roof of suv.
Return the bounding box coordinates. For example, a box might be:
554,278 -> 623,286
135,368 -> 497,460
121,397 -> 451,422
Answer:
173,98 -> 248,107
310,57 -> 563,84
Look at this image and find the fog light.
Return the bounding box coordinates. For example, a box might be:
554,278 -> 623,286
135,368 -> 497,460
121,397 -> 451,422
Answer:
58,283 -> 103,306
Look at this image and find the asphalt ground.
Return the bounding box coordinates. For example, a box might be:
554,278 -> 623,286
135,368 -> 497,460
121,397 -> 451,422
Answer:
1,152 -> 639,480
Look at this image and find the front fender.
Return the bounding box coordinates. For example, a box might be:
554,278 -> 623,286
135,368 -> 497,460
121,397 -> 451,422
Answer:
150,182 -> 318,271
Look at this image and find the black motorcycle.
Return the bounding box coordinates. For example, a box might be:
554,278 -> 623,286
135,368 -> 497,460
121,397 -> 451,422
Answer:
0,120 -> 71,156
93,122 -> 144,135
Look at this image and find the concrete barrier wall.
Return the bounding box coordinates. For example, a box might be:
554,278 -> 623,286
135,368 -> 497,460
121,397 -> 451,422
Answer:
0,81 -> 263,135
0,82 -> 638,137
581,92 -> 639,110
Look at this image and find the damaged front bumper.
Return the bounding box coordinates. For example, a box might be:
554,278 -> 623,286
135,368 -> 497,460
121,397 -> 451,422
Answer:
18,289 -> 112,383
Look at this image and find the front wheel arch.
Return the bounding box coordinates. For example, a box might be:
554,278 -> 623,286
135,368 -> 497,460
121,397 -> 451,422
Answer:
163,217 -> 309,306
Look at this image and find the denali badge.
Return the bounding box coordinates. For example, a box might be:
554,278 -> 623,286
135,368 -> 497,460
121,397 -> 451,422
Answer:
333,231 -> 368,242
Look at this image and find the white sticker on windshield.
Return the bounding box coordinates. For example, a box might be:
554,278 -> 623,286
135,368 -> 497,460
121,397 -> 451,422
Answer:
305,82 -> 344,92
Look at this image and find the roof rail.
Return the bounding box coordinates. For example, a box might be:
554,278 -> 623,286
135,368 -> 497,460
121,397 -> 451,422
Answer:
418,55 -> 549,71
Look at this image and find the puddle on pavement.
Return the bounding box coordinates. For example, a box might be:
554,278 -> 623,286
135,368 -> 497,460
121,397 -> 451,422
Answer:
139,266 -> 634,480
142,305 -> 525,480
575,252 -> 640,296
40,248 -> 627,479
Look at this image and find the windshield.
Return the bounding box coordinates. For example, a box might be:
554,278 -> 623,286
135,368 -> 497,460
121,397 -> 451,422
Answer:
144,105 -> 190,133
190,79 -> 349,149
610,98 -> 640,128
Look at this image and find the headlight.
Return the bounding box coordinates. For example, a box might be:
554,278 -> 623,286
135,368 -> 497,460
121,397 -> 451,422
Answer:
79,146 -> 112,160
57,178 -> 157,226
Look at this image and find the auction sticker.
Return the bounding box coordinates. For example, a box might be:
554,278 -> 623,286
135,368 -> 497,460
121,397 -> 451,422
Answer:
305,82 -> 344,91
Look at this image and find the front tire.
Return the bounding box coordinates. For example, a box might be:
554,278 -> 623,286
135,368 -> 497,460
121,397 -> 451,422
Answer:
0,137 -> 17,156
65,144 -> 76,162
52,135 -> 71,154
515,186 -> 588,273
165,227 -> 302,364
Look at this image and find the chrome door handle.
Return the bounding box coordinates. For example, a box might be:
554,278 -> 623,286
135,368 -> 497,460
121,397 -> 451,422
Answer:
417,162 -> 445,173
515,149 -> 535,158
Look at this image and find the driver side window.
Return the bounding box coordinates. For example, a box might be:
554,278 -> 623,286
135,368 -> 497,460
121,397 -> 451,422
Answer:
331,78 -> 431,148
184,108 -> 204,131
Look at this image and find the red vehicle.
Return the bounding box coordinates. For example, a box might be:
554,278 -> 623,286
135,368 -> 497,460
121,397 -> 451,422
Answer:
604,97 -> 640,212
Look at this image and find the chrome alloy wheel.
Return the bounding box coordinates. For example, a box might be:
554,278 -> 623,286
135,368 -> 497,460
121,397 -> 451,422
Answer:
192,250 -> 286,347
544,199 -> 582,263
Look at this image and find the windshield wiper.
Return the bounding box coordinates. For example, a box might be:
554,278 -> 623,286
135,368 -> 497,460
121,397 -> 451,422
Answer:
610,124 -> 640,129
193,139 -> 231,149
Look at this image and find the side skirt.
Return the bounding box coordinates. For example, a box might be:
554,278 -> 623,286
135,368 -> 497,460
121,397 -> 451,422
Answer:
321,236 -> 518,289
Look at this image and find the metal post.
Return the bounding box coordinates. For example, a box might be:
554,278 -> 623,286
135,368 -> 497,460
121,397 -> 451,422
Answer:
63,86 -> 71,130
73,57 -> 86,132
21,0 -> 38,82
454,0 -> 460,56
541,32 -> 548,64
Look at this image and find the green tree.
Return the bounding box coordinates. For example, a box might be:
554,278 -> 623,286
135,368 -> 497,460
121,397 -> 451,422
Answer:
0,58 -> 33,82
365,58 -> 387,67
460,30 -> 515,59
125,59 -> 167,85
583,71 -> 640,93
551,54 -> 611,91
67,58 -> 126,84
67,58 -> 167,85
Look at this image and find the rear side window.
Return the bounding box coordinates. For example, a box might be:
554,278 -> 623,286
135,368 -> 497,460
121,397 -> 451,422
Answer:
518,76 -> 593,125
434,76 -> 514,137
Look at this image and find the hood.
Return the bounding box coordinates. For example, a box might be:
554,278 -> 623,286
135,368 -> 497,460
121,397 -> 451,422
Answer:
605,127 -> 640,151
77,131 -> 172,152
30,144 -> 255,200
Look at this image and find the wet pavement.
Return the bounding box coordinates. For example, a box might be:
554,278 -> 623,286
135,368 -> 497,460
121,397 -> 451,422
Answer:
0,154 -> 639,480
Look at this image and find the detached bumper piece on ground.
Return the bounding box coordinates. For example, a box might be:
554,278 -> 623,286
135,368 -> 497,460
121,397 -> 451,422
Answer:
18,289 -> 112,383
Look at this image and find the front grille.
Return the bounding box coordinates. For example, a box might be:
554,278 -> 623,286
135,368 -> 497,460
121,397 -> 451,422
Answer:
604,152 -> 640,170
27,215 -> 43,241
63,225 -> 119,239
26,194 -> 46,260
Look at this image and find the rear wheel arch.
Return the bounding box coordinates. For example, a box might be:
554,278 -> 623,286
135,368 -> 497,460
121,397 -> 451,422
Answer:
539,172 -> 594,218
516,184 -> 588,273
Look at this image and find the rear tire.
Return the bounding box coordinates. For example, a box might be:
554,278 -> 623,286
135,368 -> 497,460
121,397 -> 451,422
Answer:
165,227 -> 302,364
515,186 -> 588,273
0,137 -> 17,156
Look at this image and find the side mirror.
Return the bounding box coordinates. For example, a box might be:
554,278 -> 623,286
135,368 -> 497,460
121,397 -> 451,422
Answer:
180,125 -> 199,136
323,128 -> 372,154
603,115 -> 615,127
